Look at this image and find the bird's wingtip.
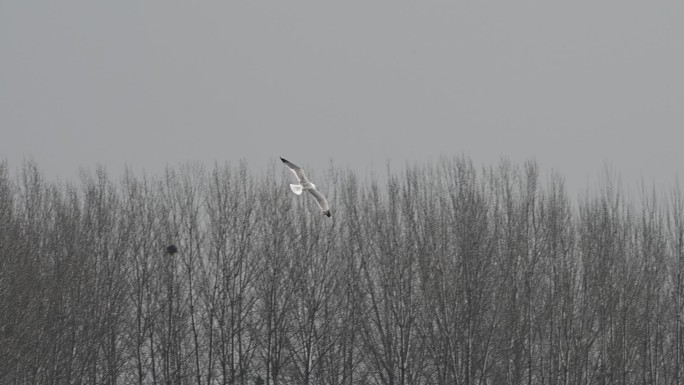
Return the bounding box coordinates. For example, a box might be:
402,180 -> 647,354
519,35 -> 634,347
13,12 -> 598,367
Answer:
280,157 -> 287,163
324,211 -> 331,218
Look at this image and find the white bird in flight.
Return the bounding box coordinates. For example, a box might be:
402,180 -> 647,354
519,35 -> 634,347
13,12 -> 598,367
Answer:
281,157 -> 331,218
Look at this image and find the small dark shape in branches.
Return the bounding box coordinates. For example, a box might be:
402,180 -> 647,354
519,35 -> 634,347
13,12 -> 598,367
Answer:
166,244 -> 178,255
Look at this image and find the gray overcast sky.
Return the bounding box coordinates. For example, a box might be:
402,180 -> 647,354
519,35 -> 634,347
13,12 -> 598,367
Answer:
1,1 -> 683,196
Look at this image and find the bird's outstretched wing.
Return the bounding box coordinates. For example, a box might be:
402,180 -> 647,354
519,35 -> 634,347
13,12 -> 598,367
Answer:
280,157 -> 309,183
308,188 -> 331,217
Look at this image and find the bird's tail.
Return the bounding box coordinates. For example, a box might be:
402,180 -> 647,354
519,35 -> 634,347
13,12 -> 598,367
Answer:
290,184 -> 304,195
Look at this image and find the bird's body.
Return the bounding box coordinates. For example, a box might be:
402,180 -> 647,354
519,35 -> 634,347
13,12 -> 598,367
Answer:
280,157 -> 331,217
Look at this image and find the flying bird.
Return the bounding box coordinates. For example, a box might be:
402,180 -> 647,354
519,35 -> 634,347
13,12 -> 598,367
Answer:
281,157 -> 331,217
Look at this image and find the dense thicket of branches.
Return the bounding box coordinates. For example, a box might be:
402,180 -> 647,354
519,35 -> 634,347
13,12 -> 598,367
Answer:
1,158 -> 683,385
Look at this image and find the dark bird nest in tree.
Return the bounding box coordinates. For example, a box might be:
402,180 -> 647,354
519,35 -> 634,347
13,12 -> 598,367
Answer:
166,244 -> 178,255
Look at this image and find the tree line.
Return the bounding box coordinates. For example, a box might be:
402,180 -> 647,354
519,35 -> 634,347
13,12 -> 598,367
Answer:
1,158 -> 683,385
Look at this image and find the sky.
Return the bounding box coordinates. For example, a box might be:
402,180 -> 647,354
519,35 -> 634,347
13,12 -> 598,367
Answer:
1,1 -> 683,198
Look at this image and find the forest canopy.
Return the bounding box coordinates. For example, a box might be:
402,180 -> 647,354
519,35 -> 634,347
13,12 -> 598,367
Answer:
0,158 -> 682,385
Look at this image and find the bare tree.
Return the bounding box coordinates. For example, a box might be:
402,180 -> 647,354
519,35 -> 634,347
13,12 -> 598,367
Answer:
204,162 -> 260,385
120,168 -> 164,384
